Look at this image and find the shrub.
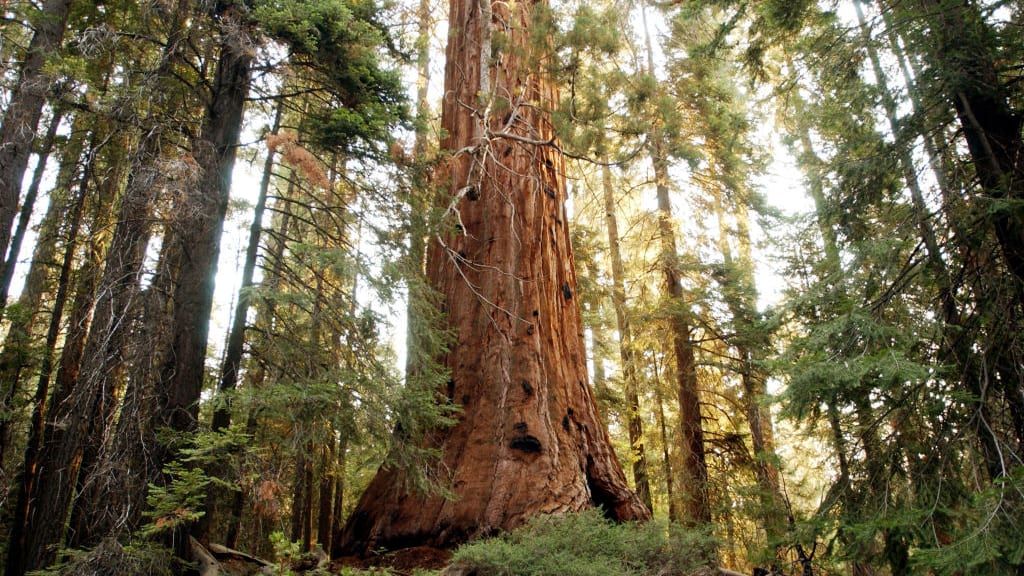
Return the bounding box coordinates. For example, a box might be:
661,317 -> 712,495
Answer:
449,510 -> 716,576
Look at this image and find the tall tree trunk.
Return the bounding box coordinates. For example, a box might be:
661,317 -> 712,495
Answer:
0,108 -> 63,311
225,186 -> 296,549
0,116 -> 83,464
853,0 -> 949,288
916,0 -> 1024,289
302,451 -> 315,551
195,98 -> 282,544
329,435 -> 347,557
3,150 -> 89,576
642,1 -> 710,528
291,451 -> 307,543
600,162 -> 652,511
210,102 -> 282,434
151,3 -> 252,560
712,189 -> 785,562
317,438 -> 336,549
66,229 -> 182,547
18,7 -> 190,569
583,256 -> 613,427
334,0 -> 648,555
0,0 -> 73,273
653,358 -> 677,522
879,10 -> 958,210
861,1 -> 1013,481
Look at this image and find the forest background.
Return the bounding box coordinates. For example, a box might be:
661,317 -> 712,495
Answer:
0,0 -> 1022,574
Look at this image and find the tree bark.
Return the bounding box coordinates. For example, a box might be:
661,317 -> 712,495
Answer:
66,228 -> 181,547
0,0 -> 73,275
600,162 -> 652,511
211,102 -> 283,435
19,6 -> 190,569
0,108 -> 63,312
653,358 -> 677,522
917,0 -> 1024,289
3,147 -> 89,576
303,457 -> 315,550
863,0 -> 1016,481
317,438 -> 336,548
0,115 -> 82,464
329,435 -> 347,557
225,186 -> 296,549
196,98 -> 281,545
642,1 -> 710,528
151,2 -> 252,560
290,452 -> 306,542
712,188 -> 785,561
334,0 -> 648,555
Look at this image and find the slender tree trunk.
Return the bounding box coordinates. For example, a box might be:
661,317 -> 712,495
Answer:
652,97 -> 709,528
317,439 -> 336,549
917,0 -> 1024,288
291,452 -> 307,543
225,187 -> 296,548
712,189 -> 785,562
3,151 -> 88,576
860,1 -> 1014,482
404,0 -> 434,416
225,402 -> 260,549
195,98 -> 281,544
330,436 -> 347,556
0,108 -> 63,311
642,1 -> 710,528
879,10 -> 958,206
47,124 -> 126,418
0,0 -> 73,272
600,161 -> 652,510
653,359 -> 677,522
335,0 -> 648,555
0,117 -> 83,464
211,102 -> 283,434
301,445 -> 314,551
854,0 -> 948,285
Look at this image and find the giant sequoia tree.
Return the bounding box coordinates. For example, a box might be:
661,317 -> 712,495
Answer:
335,0 -> 649,554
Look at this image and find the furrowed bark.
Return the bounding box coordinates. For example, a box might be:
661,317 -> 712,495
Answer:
19,6 -> 190,569
335,0 -> 648,555
3,140 -> 89,576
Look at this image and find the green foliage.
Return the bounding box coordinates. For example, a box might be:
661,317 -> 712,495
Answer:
268,531 -> 304,575
911,469 -> 1024,575
254,0 -> 409,157
450,511 -> 716,576
141,462 -> 211,537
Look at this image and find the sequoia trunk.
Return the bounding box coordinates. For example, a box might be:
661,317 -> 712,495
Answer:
334,0 -> 648,555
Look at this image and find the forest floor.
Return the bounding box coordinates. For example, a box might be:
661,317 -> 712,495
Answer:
334,546 -> 453,573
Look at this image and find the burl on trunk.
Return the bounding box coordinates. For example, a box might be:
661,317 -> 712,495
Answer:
334,0 -> 649,555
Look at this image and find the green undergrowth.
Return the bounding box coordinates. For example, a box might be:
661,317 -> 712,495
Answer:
446,509 -> 717,576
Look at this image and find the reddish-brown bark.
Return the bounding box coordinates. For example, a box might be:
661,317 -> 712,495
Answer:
334,0 -> 648,555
